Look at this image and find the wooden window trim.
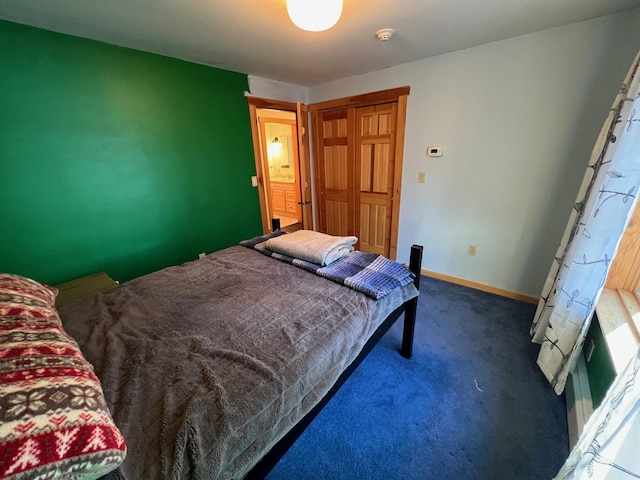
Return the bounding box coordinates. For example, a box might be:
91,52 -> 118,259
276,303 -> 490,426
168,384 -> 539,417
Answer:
596,201 -> 640,375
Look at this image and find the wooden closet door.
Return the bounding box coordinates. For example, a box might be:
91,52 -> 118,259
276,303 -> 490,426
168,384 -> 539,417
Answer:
311,88 -> 409,259
356,103 -> 397,256
315,109 -> 355,236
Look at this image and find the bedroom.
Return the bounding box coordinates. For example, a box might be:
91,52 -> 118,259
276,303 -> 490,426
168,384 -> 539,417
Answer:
1,1 -> 640,479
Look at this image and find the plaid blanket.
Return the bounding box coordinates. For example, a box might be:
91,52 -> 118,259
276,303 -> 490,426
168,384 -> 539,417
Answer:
240,232 -> 415,300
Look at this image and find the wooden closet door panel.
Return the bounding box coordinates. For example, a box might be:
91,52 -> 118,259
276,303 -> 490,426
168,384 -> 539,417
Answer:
359,195 -> 388,254
315,109 -> 355,236
372,143 -> 391,193
359,137 -> 393,195
324,116 -> 349,138
324,145 -> 348,190
327,200 -> 350,236
323,144 -> 350,236
356,104 -> 397,256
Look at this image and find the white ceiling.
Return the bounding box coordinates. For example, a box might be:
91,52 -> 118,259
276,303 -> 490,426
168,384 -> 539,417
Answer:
0,0 -> 638,86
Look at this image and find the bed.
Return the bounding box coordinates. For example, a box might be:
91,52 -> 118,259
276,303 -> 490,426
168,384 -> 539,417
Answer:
52,231 -> 422,479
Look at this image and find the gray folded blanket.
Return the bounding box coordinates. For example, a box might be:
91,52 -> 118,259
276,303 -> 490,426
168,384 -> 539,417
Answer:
265,230 -> 357,265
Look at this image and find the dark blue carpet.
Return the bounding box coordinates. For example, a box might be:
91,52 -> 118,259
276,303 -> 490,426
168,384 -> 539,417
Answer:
266,276 -> 569,480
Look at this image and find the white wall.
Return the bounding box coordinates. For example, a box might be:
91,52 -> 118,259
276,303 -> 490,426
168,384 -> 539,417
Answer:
248,75 -> 309,103
309,9 -> 640,297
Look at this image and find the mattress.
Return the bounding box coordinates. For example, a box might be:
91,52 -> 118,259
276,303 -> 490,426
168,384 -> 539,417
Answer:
58,245 -> 419,479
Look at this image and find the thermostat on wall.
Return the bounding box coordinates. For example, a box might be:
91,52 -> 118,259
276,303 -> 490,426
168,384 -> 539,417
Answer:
426,146 -> 443,157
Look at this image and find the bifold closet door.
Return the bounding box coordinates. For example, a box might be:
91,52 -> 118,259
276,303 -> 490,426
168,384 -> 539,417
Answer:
315,109 -> 356,237
356,103 -> 397,257
314,102 -> 399,257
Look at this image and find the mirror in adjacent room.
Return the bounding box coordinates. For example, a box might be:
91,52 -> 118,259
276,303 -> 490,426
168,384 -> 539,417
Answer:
265,123 -> 295,182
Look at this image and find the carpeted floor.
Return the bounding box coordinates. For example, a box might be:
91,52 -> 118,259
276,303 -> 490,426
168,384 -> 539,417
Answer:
266,276 -> 569,480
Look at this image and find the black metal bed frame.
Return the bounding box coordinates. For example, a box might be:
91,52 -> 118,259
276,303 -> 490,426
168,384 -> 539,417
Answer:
245,219 -> 423,479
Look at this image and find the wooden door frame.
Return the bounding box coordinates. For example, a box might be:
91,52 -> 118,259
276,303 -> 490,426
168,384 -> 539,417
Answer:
310,86 -> 410,259
247,97 -> 312,233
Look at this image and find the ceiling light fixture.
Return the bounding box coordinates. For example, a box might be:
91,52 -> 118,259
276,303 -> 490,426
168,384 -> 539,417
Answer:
286,0 -> 343,32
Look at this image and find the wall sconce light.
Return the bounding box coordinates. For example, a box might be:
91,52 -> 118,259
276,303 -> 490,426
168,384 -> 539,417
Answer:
286,0 -> 343,32
268,137 -> 283,158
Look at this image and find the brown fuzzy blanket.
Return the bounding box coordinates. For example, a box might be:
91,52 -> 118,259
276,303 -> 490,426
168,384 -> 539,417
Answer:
58,246 -> 418,479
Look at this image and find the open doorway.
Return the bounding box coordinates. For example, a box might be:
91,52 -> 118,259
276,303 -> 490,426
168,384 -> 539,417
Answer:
247,98 -> 312,234
257,111 -> 301,230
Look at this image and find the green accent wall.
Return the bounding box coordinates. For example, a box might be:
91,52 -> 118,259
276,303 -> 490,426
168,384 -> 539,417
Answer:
0,20 -> 262,285
584,315 -> 616,408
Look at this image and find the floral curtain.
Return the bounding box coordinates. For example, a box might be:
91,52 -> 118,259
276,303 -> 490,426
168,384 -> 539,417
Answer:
555,346 -> 640,479
530,49 -> 640,395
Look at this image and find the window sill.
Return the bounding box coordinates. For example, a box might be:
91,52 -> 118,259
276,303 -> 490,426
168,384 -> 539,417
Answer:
568,288 -> 639,446
594,288 -> 640,374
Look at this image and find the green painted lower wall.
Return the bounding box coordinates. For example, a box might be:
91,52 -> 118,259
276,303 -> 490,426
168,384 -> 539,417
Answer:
0,20 -> 262,285
584,315 -> 616,408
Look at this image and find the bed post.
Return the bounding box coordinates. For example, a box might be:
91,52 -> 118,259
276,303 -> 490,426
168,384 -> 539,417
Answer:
401,244 -> 423,359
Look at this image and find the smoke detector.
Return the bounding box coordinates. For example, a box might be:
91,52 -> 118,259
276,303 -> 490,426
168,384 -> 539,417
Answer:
376,28 -> 395,41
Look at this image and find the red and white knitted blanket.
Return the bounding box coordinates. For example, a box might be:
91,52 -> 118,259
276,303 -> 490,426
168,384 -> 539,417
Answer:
0,273 -> 126,480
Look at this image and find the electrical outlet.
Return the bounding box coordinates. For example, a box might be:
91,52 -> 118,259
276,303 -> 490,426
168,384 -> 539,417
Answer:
198,252 -> 206,259
467,244 -> 477,256
418,171 -> 426,183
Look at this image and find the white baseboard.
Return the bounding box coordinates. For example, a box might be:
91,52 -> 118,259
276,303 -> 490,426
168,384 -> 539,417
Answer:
565,355 -> 593,448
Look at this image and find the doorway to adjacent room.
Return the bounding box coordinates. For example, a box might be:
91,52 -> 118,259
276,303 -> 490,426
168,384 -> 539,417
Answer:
258,113 -> 301,229
247,98 -> 312,233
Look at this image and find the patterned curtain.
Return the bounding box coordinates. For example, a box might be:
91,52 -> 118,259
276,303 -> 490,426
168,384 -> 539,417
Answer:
555,346 -> 640,479
530,49 -> 640,395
